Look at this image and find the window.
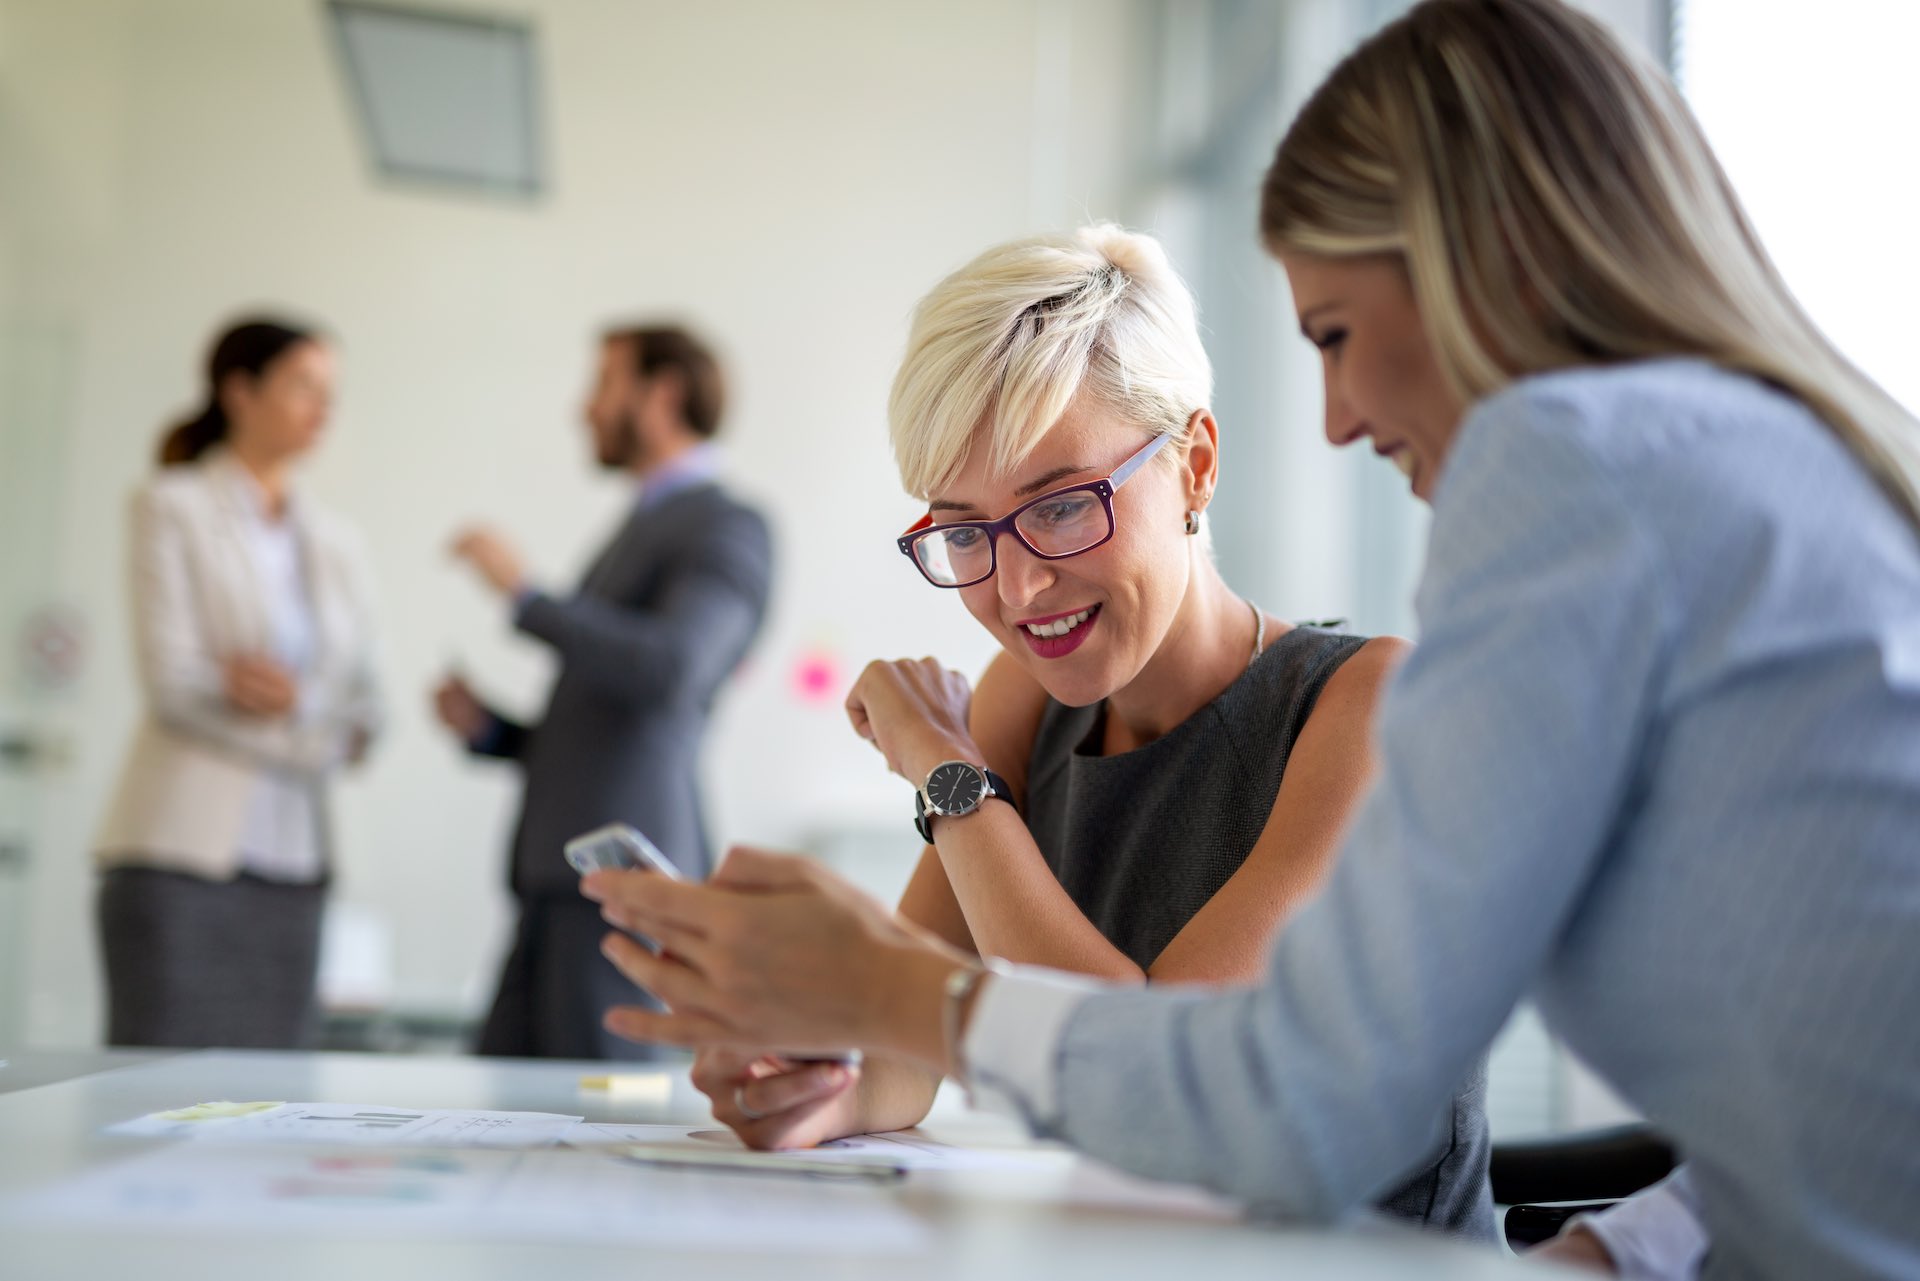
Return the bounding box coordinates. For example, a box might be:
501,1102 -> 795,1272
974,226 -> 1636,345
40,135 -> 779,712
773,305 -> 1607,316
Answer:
328,1 -> 545,198
1678,0 -> 1920,416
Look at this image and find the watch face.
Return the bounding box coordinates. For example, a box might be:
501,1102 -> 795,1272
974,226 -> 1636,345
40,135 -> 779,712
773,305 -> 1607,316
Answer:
925,761 -> 986,816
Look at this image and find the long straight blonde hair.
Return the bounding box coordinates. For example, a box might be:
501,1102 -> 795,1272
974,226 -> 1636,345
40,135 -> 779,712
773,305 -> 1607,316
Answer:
1261,0 -> 1920,527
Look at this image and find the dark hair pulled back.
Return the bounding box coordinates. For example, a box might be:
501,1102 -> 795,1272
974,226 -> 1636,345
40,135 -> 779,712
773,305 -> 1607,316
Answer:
158,318 -> 318,466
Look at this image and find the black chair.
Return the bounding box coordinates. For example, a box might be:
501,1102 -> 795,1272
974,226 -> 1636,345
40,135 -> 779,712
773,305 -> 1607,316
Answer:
1490,1123 -> 1679,1249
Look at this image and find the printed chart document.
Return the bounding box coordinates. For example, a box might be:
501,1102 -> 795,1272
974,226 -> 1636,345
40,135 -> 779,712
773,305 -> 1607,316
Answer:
566,1121 -> 1067,1172
108,1102 -> 583,1149
0,1144 -> 929,1252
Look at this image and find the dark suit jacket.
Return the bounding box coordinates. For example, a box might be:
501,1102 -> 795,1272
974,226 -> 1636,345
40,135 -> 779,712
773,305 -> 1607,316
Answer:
475,481 -> 772,898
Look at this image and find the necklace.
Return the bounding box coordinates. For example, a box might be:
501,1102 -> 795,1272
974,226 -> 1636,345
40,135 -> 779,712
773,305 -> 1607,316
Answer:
1246,598 -> 1266,671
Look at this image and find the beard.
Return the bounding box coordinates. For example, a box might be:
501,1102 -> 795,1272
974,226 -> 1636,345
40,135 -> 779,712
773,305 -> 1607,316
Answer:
596,408 -> 643,470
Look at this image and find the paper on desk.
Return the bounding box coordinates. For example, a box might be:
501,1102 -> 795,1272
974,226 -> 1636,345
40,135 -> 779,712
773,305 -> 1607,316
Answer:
567,1122 -> 1065,1172
0,1143 -> 928,1252
109,1102 -> 582,1149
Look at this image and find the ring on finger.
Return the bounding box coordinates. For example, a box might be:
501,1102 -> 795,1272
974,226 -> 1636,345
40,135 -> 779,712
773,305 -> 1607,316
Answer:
734,1085 -> 768,1122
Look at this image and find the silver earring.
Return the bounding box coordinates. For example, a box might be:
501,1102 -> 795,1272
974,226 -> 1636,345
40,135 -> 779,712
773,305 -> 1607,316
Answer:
1184,510 -> 1201,536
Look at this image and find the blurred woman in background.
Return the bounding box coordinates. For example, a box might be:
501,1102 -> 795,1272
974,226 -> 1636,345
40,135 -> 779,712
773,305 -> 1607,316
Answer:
95,317 -> 382,1048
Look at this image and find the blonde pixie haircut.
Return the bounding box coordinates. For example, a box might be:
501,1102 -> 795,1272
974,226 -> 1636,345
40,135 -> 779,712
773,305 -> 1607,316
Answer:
889,224 -> 1212,501
1262,0 -> 1920,527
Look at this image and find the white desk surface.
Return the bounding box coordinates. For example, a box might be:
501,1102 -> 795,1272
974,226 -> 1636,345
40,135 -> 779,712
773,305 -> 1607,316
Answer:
0,1049 -> 1551,1280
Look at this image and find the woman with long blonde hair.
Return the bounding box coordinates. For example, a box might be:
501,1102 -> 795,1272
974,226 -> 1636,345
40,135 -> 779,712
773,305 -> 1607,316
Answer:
581,3 -> 1920,1275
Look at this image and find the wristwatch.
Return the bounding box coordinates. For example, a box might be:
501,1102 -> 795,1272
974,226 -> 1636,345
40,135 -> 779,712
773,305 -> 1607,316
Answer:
914,760 -> 1014,844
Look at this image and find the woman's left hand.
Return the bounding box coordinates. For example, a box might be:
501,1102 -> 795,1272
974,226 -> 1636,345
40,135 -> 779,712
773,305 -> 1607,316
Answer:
844,658 -> 981,783
582,847 -> 966,1068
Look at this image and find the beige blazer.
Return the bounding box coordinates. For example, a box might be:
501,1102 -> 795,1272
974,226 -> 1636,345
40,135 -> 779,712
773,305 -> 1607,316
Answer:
95,451 -> 383,880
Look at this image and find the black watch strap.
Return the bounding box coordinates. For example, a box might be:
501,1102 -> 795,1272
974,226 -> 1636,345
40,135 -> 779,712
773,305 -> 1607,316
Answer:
915,767 -> 1014,845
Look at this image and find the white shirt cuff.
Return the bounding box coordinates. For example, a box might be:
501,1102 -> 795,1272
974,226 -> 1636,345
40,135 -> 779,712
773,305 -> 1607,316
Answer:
959,963 -> 1108,1131
1570,1172 -> 1708,1281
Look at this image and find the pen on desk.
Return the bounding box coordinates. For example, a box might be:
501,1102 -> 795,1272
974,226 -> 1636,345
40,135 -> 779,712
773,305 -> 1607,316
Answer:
616,1144 -> 906,1184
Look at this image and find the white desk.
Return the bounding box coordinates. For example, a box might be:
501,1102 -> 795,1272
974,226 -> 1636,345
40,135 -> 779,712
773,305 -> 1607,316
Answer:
0,1048 -> 178,1095
0,1050 -> 1548,1279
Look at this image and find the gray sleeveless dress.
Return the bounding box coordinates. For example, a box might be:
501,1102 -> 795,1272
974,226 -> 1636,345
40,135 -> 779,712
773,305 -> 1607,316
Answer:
1024,625 -> 1496,1238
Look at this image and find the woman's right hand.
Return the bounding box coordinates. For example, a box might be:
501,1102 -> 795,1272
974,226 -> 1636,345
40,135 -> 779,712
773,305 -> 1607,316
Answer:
844,658 -> 981,786
587,850 -> 966,1065
223,654 -> 298,717
692,1047 -> 863,1150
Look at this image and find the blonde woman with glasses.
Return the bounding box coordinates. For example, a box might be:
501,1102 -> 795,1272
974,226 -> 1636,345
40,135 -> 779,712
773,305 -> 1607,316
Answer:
687,224 -> 1490,1236
583,2 -> 1920,1275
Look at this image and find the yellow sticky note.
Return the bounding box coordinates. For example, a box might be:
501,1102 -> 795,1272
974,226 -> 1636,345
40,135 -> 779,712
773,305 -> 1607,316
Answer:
154,1100 -> 285,1122
578,1074 -> 672,1104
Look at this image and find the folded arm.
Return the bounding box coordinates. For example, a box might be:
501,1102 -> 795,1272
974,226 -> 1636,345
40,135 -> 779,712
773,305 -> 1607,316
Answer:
131,488 -> 353,774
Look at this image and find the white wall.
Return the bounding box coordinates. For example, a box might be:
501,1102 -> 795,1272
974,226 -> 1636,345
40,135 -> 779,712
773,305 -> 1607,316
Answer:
4,0 -> 1149,1044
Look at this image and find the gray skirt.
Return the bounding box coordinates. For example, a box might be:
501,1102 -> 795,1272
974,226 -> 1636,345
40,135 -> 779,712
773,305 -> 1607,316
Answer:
96,865 -> 324,1049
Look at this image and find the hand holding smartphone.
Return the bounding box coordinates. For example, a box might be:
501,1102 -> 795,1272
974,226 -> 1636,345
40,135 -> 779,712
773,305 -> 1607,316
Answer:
564,823 -> 859,1069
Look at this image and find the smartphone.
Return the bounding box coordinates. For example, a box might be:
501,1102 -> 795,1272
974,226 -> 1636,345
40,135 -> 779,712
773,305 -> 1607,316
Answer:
564,823 -> 683,880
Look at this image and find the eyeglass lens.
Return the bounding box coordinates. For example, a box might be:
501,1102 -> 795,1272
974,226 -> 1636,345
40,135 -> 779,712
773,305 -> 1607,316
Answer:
912,486 -> 1111,586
